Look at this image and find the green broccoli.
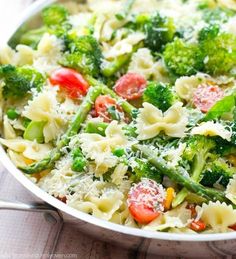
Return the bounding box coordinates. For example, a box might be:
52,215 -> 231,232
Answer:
200,32 -> 236,75
200,159 -> 236,188
163,38 -> 204,76
172,135 -> 216,207
60,35 -> 103,77
19,4 -> 70,48
131,158 -> 163,183
202,7 -> 235,24
42,4 -> 69,27
144,12 -> 176,51
143,82 -> 178,112
198,24 -> 220,41
0,65 -> 45,99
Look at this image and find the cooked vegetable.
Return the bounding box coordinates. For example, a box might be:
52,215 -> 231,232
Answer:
127,179 -> 165,224
131,158 -> 163,183
200,32 -> 236,75
114,73 -> 147,100
190,220 -> 206,232
21,86 -> 103,174
6,108 -> 20,120
50,68 -> 89,98
163,38 -> 204,76
61,35 -> 103,77
143,82 -> 177,112
85,121 -> 108,136
0,65 -> 45,99
42,4 -> 69,27
193,83 -> 224,113
23,121 -> 46,144
203,93 -> 235,120
144,12 -> 176,51
200,159 -> 236,188
20,27 -> 48,49
71,147 -> 87,172
132,144 -> 231,204
95,95 -> 119,122
172,135 -> 216,207
202,7 -> 235,24
164,187 -> 175,211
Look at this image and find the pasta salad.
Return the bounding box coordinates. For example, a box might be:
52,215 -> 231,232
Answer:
1,0 -> 236,233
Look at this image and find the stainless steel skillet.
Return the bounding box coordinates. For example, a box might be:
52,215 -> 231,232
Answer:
1,0 -> 236,257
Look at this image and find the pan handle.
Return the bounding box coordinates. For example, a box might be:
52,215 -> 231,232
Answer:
0,199 -> 57,213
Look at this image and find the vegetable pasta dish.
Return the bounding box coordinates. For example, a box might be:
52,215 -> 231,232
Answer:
1,0 -> 236,234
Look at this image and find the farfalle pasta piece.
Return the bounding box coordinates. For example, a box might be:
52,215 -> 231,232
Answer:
136,102 -> 188,140
128,48 -> 156,79
33,33 -> 63,74
22,90 -> 66,143
0,44 -> 34,66
143,202 -> 192,231
0,138 -> 52,161
174,74 -> 207,101
191,121 -> 232,141
103,32 -> 145,59
67,175 -> 124,220
79,121 -> 128,174
196,201 -> 236,233
226,174 -> 236,205
111,163 -> 129,185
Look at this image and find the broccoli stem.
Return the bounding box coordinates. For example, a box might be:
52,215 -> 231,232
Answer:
132,144 -> 233,205
85,76 -> 136,115
21,87 -> 102,174
115,0 -> 136,20
172,153 -> 206,208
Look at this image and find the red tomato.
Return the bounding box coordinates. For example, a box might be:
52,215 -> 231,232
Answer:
193,83 -> 224,113
114,73 -> 147,100
229,223 -> 236,231
95,95 -> 119,122
190,220 -> 206,232
50,68 -> 89,99
127,179 -> 165,224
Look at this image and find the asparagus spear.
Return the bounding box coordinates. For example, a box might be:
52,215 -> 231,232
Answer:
132,144 -> 233,205
21,86 -> 102,174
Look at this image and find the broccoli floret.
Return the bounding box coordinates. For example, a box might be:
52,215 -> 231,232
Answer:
202,7 -> 235,24
200,159 -> 235,188
60,35 -> 103,77
200,32 -> 236,75
131,158 -> 163,183
143,82 -> 178,112
198,24 -> 220,41
71,147 -> 87,173
42,4 -> 69,27
183,135 -> 216,181
0,65 -> 45,99
144,12 -> 176,51
163,38 -> 204,76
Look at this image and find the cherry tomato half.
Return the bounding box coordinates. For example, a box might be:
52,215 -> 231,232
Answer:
127,179 -> 165,224
190,220 -> 206,232
114,73 -> 147,100
229,223 -> 236,231
50,68 -> 89,99
193,83 -> 224,113
95,95 -> 118,122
